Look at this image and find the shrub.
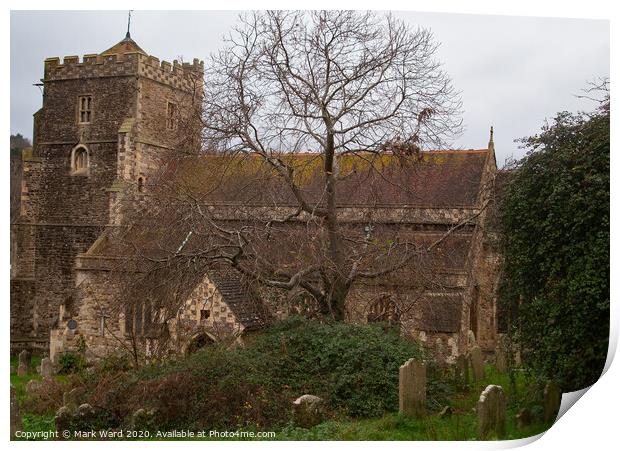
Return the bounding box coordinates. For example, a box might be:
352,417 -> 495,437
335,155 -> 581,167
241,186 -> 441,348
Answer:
500,93 -> 609,391
58,352 -> 85,375
89,317 -> 430,429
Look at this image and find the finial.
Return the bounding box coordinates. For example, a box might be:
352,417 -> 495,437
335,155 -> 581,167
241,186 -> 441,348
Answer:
489,126 -> 494,148
126,10 -> 132,39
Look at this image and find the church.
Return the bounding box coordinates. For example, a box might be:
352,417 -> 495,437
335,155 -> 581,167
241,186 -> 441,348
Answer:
10,31 -> 503,363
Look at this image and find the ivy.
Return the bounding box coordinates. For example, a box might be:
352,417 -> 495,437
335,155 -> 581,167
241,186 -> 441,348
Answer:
499,98 -> 609,392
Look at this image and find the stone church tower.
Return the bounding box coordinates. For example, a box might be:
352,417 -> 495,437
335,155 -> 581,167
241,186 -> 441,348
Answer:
10,32 -> 203,352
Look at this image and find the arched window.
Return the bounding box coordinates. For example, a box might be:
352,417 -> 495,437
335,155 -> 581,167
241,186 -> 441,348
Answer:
71,145 -> 89,175
137,177 -> 144,193
367,295 -> 400,326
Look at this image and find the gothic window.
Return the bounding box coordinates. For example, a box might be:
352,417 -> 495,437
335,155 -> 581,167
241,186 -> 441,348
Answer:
166,101 -> 177,130
78,95 -> 92,123
71,145 -> 89,175
367,295 -> 400,326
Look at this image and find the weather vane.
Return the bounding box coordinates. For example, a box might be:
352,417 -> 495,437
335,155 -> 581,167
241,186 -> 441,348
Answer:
126,10 -> 133,38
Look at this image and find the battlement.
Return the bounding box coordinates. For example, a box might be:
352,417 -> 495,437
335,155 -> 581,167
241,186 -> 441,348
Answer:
43,52 -> 204,92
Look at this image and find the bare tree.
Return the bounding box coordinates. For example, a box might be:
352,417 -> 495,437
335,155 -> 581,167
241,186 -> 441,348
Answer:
197,11 -> 463,319
102,10 -> 467,345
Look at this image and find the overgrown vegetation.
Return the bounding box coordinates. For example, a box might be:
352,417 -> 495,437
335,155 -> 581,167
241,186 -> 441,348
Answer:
500,84 -> 610,391
14,319 -> 552,440
89,317 -> 430,429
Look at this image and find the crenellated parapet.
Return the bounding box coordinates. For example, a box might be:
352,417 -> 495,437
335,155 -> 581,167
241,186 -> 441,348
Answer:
44,52 -> 141,81
138,55 -> 204,92
43,52 -> 204,92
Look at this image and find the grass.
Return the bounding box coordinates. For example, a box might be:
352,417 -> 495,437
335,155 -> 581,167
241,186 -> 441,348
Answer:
11,354 -> 551,441
271,364 -> 550,441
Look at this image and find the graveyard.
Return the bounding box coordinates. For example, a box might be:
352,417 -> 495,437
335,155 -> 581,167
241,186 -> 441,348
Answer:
11,317 -> 558,441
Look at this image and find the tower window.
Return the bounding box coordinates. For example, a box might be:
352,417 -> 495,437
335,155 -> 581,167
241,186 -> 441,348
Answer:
71,145 -> 89,175
78,96 -> 93,123
166,101 -> 177,130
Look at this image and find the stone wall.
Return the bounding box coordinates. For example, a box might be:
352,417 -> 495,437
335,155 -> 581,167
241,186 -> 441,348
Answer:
11,45 -> 203,353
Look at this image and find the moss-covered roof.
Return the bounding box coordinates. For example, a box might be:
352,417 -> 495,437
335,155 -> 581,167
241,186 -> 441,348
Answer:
168,149 -> 490,208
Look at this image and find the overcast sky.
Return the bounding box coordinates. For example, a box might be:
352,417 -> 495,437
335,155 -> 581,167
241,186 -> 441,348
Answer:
10,10 -> 609,165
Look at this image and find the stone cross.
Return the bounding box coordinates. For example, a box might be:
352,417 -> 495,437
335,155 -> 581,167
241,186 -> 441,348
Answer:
17,350 -> 31,376
477,385 -> 506,439
40,357 -> 54,378
543,380 -> 562,422
470,346 -> 485,382
399,358 -> 426,417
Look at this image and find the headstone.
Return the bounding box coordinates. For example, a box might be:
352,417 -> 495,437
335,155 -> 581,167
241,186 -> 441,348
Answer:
455,354 -> 469,388
470,346 -> 485,382
40,357 -> 54,378
495,334 -> 509,373
63,387 -> 85,412
399,358 -> 426,418
55,406 -> 72,438
10,385 -> 22,440
495,346 -> 507,374
468,330 -> 477,348
543,380 -> 561,422
515,407 -> 532,429
131,408 -> 156,430
26,379 -> 42,394
17,350 -> 30,376
292,394 -> 325,428
438,405 -> 453,418
77,403 -> 96,424
435,338 -> 446,365
477,385 -> 506,439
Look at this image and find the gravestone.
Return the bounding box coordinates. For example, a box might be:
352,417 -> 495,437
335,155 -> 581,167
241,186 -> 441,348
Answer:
17,350 -> 30,376
26,379 -> 42,395
63,387 -> 86,413
292,394 -> 325,428
455,354 -> 469,388
468,330 -> 477,348
55,406 -> 72,438
10,385 -> 22,440
477,385 -> 506,439
131,408 -> 156,430
515,407 -> 532,429
438,405 -> 453,418
470,346 -> 485,382
495,346 -> 507,374
543,380 -> 561,422
399,358 -> 426,418
40,357 -> 53,378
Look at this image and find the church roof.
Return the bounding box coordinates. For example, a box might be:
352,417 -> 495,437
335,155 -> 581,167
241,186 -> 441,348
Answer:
168,149 -> 490,208
100,32 -> 147,56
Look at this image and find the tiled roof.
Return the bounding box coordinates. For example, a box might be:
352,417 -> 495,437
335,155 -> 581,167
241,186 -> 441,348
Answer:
170,150 -> 489,208
101,33 -> 147,56
207,266 -> 271,330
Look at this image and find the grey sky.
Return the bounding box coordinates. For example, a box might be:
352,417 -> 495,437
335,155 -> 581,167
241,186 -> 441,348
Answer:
10,10 -> 609,165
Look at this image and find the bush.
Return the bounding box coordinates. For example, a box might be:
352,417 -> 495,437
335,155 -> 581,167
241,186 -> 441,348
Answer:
88,317 -> 429,429
58,352 -> 85,375
500,93 -> 609,391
